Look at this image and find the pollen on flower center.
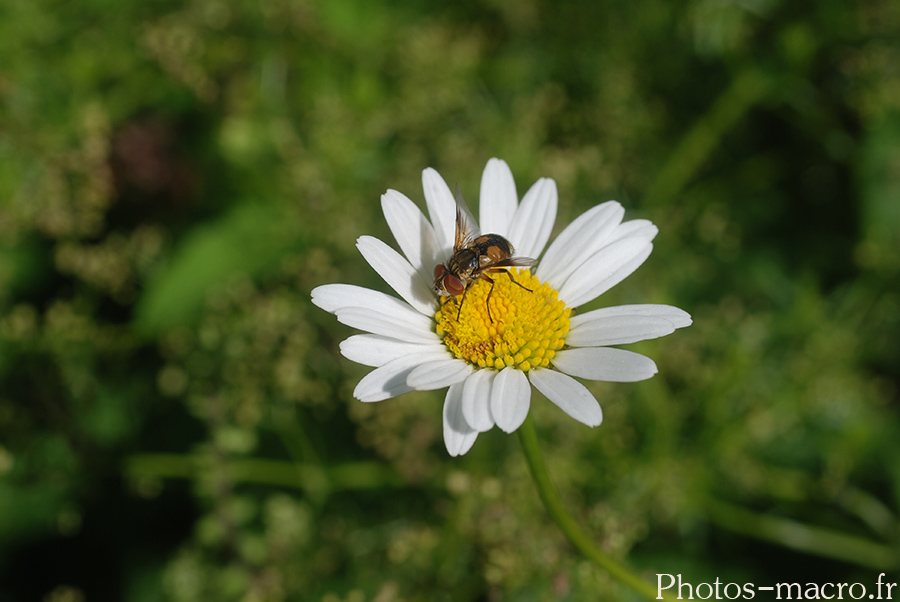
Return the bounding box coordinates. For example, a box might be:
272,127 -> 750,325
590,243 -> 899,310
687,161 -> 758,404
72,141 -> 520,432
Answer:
435,269 -> 571,371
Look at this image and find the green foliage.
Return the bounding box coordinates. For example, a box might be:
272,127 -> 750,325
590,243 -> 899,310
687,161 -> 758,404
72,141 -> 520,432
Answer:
1,0 -> 899,600
135,202 -> 303,334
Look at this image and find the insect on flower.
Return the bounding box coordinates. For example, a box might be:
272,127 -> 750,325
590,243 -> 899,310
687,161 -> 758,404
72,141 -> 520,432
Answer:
312,158 -> 693,456
432,185 -> 537,322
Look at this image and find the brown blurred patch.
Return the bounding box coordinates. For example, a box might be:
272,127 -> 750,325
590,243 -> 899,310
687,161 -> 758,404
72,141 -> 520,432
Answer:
110,116 -> 199,222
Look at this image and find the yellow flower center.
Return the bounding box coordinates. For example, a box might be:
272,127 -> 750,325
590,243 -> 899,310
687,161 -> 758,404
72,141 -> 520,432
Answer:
435,269 -> 571,371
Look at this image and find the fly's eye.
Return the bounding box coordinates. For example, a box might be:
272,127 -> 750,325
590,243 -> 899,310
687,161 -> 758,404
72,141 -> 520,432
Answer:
433,264 -> 445,279
444,274 -> 464,296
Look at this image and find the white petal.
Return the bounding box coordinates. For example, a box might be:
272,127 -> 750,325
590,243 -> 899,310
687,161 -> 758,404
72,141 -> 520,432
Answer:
490,367 -> 531,433
607,219 -> 658,245
479,158 -> 518,237
335,306 -> 437,344
507,178 -> 557,259
558,239 -> 653,308
353,353 -> 434,402
574,303 -> 692,328
552,347 -> 658,382
381,189 -> 442,279
340,334 -> 446,367
536,201 -> 624,288
312,284 -> 435,333
406,358 -> 472,391
311,283 -> 379,313
567,304 -> 692,346
461,369 -> 496,432
356,236 -> 436,315
443,383 -> 478,456
528,368 -> 603,427
567,316 -> 674,347
422,167 -> 457,256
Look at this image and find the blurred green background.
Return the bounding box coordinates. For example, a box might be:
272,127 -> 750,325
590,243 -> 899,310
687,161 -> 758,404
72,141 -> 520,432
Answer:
1,0 -> 899,600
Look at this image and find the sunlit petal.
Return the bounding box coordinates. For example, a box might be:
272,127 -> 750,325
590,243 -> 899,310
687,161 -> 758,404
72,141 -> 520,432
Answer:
422,167 -> 457,256
568,304 -> 692,346
335,306 -> 437,344
507,177 -> 557,259
552,347 -> 658,382
536,201 -> 624,288
529,368 -> 603,427
357,235 -> 436,315
381,189 -> 442,279
406,358 -> 472,391
557,239 -> 653,308
461,368 -> 496,432
444,383 -> 478,456
479,158 -> 518,236
490,367 -> 531,433
340,334 -> 447,367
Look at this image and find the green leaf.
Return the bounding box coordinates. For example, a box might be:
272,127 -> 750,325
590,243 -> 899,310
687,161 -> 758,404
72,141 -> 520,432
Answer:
134,202 -> 298,335
860,113 -> 900,252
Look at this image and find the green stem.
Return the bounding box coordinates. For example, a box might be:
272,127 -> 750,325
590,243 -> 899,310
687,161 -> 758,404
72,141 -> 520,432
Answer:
643,67 -> 771,208
706,498 -> 900,571
517,414 -> 672,601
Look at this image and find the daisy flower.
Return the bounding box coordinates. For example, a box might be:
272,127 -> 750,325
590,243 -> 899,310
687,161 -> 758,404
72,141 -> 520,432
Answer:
312,158 -> 691,456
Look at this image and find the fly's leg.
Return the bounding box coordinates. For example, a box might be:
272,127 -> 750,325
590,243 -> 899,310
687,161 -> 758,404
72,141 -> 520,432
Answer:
456,285 -> 472,321
478,269 -> 535,323
460,270 -> 534,323
501,269 -> 533,293
482,275 -> 496,323
469,273 -> 498,322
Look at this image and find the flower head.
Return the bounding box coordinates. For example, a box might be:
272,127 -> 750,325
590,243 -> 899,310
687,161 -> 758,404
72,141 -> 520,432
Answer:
312,158 -> 691,456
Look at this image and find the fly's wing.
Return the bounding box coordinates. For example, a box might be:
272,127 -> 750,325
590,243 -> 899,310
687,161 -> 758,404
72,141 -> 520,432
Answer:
453,184 -> 481,253
492,257 -> 538,269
